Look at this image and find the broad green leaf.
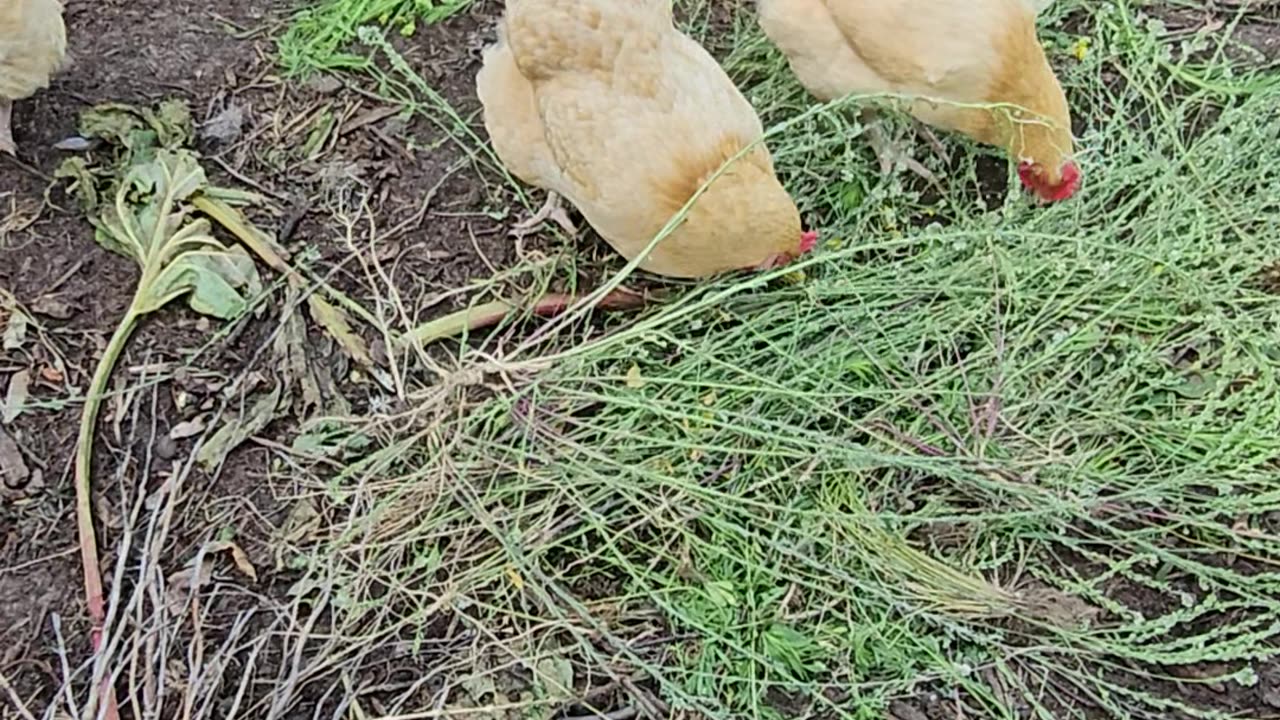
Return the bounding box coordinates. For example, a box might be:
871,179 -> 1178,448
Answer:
146,250 -> 249,320
93,150 -> 260,322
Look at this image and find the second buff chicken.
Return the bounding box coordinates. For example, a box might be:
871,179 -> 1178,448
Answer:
477,0 -> 817,278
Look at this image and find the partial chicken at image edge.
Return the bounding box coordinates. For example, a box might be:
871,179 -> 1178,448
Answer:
757,0 -> 1081,202
476,0 -> 817,280
0,0 -> 67,156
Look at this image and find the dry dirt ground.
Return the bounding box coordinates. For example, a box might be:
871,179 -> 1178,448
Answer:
2,0 -> 1280,719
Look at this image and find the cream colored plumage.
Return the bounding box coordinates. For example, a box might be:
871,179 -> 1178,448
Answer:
757,0 -> 1079,201
0,0 -> 67,154
476,0 -> 812,278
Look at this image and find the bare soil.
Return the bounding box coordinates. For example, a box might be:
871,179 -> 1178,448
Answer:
2,0 -> 1280,718
1,0 -> 522,711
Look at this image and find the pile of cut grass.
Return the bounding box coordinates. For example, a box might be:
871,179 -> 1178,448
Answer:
277,0 -> 473,74
275,2 -> 1280,718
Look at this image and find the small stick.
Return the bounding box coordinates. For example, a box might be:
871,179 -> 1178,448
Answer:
0,670 -> 37,720
564,708 -> 638,720
49,614 -> 80,718
397,289 -> 651,350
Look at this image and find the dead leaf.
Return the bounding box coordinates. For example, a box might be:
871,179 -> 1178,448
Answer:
203,540 -> 258,582
202,102 -> 246,145
1263,680 -> 1280,709
307,294 -> 373,367
3,370 -> 31,424
39,365 -> 64,383
166,562 -> 215,614
458,670 -> 497,704
110,373 -> 133,445
533,656 -> 574,699
277,497 -> 321,544
625,364 -> 645,389
505,565 -> 524,590
1019,582 -> 1100,628
888,701 -> 931,720
2,308 -> 27,350
166,539 -> 259,612
29,295 -> 77,320
1229,515 -> 1268,539
164,659 -> 190,695
0,425 -> 30,489
168,416 -> 207,440
274,304 -> 322,415
196,385 -> 282,471
274,497 -> 321,571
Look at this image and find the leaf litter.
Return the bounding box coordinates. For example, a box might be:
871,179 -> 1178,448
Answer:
0,424 -> 30,489
52,99 -> 386,717
166,539 -> 259,614
61,99 -> 384,468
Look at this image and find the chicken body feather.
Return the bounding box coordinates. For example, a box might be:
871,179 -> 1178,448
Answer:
478,0 -> 808,278
0,0 -> 66,154
0,0 -> 65,101
758,0 -> 1078,200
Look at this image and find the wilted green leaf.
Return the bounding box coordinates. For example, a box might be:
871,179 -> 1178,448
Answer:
93,150 -> 261,321
291,419 -> 371,458
54,157 -> 101,210
65,103 -> 273,664
308,294 -> 373,367
64,100 -> 201,216
80,103 -> 150,150
533,656 -> 574,699
148,244 -> 261,319
148,100 -> 195,149
197,385 -> 283,471
80,99 -> 194,155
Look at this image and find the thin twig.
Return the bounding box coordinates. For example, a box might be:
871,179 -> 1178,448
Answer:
0,669 -> 38,720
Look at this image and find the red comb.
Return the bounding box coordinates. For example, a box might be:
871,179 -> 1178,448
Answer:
799,230 -> 819,253
1019,161 -> 1081,203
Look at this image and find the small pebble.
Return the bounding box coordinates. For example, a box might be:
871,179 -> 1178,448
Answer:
155,435 -> 178,460
53,136 -> 93,151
